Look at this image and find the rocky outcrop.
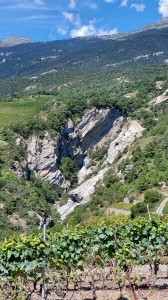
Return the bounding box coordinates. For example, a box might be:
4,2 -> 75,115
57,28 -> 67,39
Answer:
26,133 -> 70,189
13,107 -> 146,220
60,118 -> 81,166
107,119 -> 144,163
55,200 -> 79,220
58,119 -> 144,220
14,160 -> 29,181
76,108 -> 121,152
60,107 -> 121,165
69,168 -> 108,203
57,168 -> 108,220
0,36 -> 33,47
14,133 -> 70,188
14,107 -> 122,189
150,88 -> 168,105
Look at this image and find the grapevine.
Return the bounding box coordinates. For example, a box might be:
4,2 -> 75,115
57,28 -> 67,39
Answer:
0,217 -> 168,299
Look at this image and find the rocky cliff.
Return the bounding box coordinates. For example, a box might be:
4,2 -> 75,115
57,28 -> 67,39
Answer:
76,107 -> 121,152
14,107 -> 121,188
13,107 -> 144,220
57,118 -> 144,219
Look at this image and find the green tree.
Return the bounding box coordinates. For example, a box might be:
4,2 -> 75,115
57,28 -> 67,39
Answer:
130,202 -> 147,218
144,189 -> 162,204
59,157 -> 77,185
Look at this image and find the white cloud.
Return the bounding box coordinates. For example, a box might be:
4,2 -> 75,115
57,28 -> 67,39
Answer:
2,0 -> 53,10
104,0 -> 116,3
85,1 -> 97,9
57,26 -> 68,35
158,0 -> 168,17
74,14 -> 81,26
130,3 -> 146,12
70,20 -> 118,38
120,0 -> 128,7
69,0 -> 76,9
70,24 -> 95,37
62,11 -> 81,26
34,0 -> 44,4
97,27 -> 118,35
21,14 -> 48,20
62,12 -> 74,22
82,0 -> 97,9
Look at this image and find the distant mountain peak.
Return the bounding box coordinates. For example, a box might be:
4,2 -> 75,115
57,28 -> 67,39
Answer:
158,16 -> 168,22
0,36 -> 34,47
96,17 -> 168,40
154,17 -> 168,25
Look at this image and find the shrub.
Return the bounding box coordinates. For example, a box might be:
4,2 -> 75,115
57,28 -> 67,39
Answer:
130,202 -> 147,218
59,157 -> 77,185
144,189 -> 162,204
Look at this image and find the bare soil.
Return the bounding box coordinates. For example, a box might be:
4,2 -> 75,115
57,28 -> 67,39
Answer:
28,265 -> 168,300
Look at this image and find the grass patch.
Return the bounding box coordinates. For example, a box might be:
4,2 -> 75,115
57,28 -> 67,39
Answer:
110,202 -> 133,210
132,136 -> 154,150
163,202 -> 168,214
124,90 -> 138,98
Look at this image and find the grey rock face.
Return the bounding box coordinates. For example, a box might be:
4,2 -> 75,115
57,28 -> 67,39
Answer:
65,119 -> 144,218
61,118 -> 81,166
69,168 -> 108,203
14,160 -> 29,181
13,107 -> 146,221
14,107 -> 122,189
107,119 -> 144,163
56,199 -> 79,220
27,133 -> 70,189
60,108 -> 121,166
0,36 -> 33,47
77,108 -> 121,152
57,168 -> 108,220
76,107 -> 98,131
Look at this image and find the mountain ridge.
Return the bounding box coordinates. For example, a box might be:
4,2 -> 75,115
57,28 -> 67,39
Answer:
0,26 -> 168,81
93,17 -> 168,40
1,17 -> 168,46
0,36 -> 34,47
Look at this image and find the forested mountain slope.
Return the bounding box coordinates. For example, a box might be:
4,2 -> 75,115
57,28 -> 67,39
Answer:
0,27 -> 168,80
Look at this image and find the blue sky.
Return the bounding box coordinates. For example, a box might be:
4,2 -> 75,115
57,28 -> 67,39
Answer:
0,0 -> 168,42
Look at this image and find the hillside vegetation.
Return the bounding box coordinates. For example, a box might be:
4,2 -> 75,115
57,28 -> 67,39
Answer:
0,28 -> 168,80
0,64 -> 168,236
0,24 -> 168,237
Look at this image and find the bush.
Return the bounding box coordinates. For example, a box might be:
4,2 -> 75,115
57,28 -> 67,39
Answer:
144,189 -> 162,204
90,147 -> 108,161
130,202 -> 147,218
59,157 -> 77,185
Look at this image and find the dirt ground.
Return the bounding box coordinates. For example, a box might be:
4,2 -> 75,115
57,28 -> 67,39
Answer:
28,264 -> 168,300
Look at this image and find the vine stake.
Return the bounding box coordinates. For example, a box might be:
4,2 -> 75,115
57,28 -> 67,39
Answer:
42,214 -> 47,300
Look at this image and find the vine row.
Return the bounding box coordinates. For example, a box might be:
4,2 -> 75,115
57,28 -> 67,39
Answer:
0,217 -> 168,299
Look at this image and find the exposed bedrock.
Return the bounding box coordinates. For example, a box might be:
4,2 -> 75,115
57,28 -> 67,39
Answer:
14,107 -> 122,188
77,107 -> 122,152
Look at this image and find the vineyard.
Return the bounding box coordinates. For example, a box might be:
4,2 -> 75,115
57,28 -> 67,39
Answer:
0,100 -> 45,129
0,217 -> 168,300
